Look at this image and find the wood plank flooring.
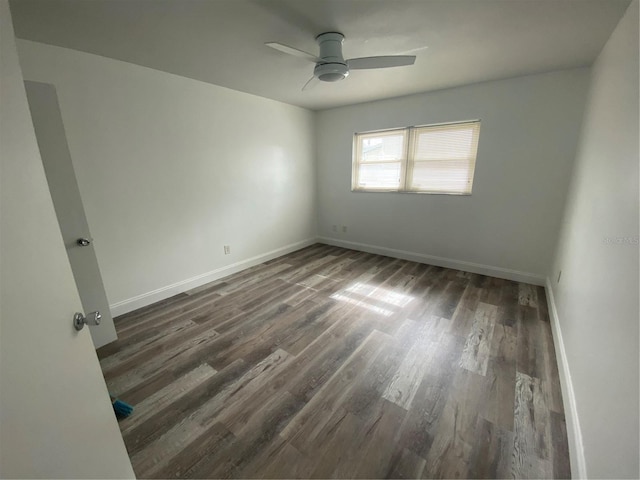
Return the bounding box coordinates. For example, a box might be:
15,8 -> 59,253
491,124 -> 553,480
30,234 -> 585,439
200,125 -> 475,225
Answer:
97,244 -> 570,479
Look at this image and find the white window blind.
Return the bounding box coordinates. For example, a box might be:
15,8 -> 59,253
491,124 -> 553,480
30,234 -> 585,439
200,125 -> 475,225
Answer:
352,120 -> 481,195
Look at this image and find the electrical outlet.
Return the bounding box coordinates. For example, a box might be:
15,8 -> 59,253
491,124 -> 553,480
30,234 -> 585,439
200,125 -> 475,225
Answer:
224,245 -> 231,255
332,225 -> 338,232
342,225 -> 347,233
557,270 -> 562,283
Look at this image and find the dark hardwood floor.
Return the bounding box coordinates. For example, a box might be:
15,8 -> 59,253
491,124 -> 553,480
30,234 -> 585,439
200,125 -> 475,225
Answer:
97,244 -> 570,479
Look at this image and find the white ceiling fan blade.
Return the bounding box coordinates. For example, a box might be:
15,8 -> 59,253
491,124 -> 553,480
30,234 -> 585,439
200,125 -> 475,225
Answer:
265,42 -> 319,63
347,55 -> 416,70
302,76 -> 319,91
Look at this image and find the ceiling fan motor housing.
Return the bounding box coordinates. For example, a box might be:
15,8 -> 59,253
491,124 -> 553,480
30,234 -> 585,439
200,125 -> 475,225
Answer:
315,32 -> 349,82
314,62 -> 349,82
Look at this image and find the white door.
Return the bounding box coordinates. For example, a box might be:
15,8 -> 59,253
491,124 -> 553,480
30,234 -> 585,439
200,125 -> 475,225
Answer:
24,81 -> 117,349
0,2 -> 134,477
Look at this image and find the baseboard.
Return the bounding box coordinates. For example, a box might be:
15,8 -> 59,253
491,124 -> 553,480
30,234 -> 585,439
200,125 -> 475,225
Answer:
109,238 -> 317,316
317,236 -> 545,285
545,277 -> 587,479
112,235 -> 545,316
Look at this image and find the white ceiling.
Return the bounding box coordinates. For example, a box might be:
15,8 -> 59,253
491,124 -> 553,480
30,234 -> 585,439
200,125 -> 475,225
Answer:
10,0 -> 630,110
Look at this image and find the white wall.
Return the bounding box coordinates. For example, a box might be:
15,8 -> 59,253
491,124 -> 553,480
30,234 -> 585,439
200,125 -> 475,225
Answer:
0,1 -> 134,476
17,40 -> 317,314
8,6 -> 639,479
316,69 -> 590,283
547,1 -> 639,478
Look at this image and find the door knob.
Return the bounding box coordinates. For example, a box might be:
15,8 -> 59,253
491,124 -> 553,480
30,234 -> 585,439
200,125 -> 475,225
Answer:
77,238 -> 91,246
73,311 -> 101,331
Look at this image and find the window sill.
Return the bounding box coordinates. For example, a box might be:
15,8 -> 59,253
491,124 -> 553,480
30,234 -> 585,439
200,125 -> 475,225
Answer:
351,188 -> 472,196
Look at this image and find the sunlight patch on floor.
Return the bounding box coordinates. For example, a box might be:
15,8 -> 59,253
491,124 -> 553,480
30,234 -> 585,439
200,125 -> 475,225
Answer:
330,282 -> 414,317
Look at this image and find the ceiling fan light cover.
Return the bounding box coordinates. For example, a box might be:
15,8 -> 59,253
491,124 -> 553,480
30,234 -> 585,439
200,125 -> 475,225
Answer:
314,62 -> 349,82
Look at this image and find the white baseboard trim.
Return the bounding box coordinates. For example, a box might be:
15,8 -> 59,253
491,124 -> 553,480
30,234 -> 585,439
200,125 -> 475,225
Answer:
109,238 -> 317,317
317,236 -> 545,285
545,277 -> 587,479
112,236 -> 545,316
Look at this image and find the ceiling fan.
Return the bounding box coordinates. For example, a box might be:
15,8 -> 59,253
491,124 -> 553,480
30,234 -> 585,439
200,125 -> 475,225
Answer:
266,32 -> 416,90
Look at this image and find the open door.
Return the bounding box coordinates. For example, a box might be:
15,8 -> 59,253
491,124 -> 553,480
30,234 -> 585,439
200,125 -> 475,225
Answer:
0,1 -> 133,476
24,81 -> 117,349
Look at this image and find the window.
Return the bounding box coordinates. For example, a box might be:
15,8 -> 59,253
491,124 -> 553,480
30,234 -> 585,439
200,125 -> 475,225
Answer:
352,120 -> 481,195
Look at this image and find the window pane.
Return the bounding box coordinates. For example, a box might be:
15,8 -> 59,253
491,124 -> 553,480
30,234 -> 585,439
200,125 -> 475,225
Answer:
357,162 -> 401,189
408,121 -> 480,194
361,134 -> 404,162
409,159 -> 473,193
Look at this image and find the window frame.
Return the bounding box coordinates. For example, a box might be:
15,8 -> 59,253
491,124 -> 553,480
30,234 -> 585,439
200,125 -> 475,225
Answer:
351,120 -> 481,195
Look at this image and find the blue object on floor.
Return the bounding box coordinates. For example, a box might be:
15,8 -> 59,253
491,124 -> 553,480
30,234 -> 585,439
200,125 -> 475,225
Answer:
111,396 -> 134,418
